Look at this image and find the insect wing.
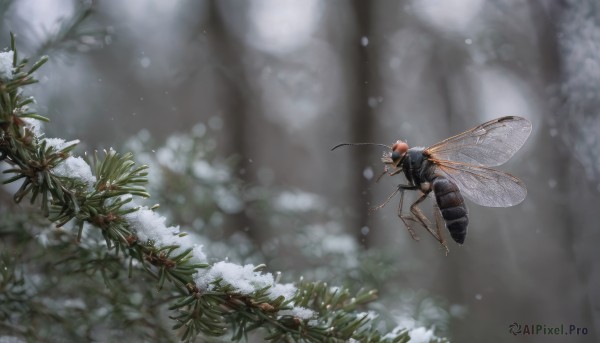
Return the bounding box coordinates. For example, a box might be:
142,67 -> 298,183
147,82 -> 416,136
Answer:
431,159 -> 527,207
425,116 -> 532,167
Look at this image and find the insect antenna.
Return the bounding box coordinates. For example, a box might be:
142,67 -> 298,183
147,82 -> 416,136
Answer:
330,142 -> 391,151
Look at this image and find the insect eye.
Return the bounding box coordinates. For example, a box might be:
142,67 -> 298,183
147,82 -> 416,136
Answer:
391,140 -> 409,160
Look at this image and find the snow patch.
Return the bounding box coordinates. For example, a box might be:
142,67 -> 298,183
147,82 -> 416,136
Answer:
0,51 -> 14,80
194,262 -> 300,302
52,156 -> 96,185
195,262 -> 274,295
44,138 -> 80,151
123,205 -> 207,263
278,306 -> 314,319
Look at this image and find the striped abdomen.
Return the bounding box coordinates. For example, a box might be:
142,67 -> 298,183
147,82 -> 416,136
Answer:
432,177 -> 469,244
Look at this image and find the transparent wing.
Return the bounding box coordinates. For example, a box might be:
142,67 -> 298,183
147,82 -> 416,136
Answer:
425,116 -> 532,167
431,159 -> 527,207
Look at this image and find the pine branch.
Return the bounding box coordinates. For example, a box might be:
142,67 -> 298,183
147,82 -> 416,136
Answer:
33,3 -> 107,57
0,36 -> 447,343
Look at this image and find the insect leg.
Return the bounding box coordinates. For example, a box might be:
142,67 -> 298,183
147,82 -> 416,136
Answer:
389,169 -> 403,176
409,194 -> 450,254
432,202 -> 449,255
376,166 -> 404,183
370,187 -> 399,213
407,192 -> 432,228
370,184 -> 416,213
410,194 -> 440,235
375,168 -> 388,183
398,188 -> 420,241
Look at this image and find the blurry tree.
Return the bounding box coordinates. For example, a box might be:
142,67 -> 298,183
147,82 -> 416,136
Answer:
197,0 -> 256,241
554,0 -> 600,336
348,0 -> 376,247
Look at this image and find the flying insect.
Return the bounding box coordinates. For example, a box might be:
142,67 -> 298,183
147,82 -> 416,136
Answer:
332,116 -> 532,253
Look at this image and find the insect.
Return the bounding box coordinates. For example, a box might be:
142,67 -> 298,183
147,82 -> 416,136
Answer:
332,116 -> 532,253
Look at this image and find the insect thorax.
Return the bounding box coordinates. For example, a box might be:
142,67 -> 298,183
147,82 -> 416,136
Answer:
402,147 -> 435,187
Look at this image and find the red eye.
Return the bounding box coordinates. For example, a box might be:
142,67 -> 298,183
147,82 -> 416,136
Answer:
391,140 -> 408,155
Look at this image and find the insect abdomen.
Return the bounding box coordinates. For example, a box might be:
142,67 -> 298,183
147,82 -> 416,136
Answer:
432,177 -> 469,244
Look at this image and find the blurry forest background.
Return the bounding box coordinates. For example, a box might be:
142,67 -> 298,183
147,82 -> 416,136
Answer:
2,0 -> 600,342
